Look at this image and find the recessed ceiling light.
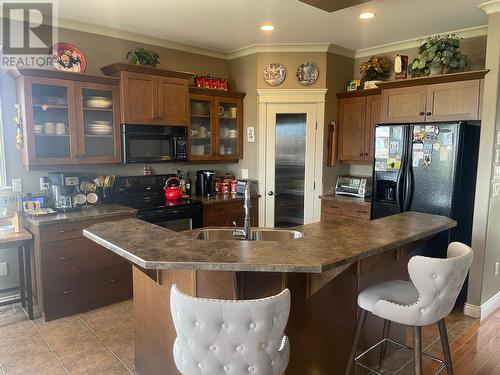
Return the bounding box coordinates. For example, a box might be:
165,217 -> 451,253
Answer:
359,12 -> 375,19
260,25 -> 275,31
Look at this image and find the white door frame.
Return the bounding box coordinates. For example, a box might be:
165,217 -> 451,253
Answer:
257,89 -> 327,227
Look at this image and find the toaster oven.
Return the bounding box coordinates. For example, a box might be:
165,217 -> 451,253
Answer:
334,176 -> 371,198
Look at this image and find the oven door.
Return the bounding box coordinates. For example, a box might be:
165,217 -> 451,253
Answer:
122,125 -> 186,163
137,205 -> 203,232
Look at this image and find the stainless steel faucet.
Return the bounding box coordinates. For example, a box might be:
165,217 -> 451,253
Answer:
232,181 -> 252,240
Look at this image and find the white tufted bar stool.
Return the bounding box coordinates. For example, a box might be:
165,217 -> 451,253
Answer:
345,242 -> 473,375
170,285 -> 291,375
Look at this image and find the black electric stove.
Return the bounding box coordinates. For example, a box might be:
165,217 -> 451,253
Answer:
112,174 -> 203,232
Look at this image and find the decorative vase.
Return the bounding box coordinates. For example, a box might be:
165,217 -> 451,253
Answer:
429,64 -> 444,76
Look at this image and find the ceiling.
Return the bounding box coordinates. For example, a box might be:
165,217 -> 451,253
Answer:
56,0 -> 488,55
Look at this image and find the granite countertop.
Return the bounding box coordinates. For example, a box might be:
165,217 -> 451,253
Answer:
187,193 -> 258,205
24,204 -> 137,226
83,212 -> 456,273
320,194 -> 372,205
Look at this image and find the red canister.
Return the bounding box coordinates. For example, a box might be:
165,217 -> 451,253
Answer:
230,180 -> 237,194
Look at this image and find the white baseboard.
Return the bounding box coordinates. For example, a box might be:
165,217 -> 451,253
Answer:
464,289 -> 500,319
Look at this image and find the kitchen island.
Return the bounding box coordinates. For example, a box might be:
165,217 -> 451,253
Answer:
84,212 -> 455,375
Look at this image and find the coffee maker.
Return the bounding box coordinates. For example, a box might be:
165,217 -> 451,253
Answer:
196,170 -> 216,196
47,172 -> 80,212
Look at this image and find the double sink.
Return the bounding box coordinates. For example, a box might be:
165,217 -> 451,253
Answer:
193,228 -> 304,241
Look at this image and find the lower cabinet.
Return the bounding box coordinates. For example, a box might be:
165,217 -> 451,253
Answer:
321,198 -> 371,221
26,213 -> 135,321
203,198 -> 258,227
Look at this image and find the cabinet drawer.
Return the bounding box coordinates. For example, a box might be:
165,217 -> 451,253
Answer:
42,237 -> 124,278
43,262 -> 132,320
204,201 -> 243,218
39,214 -> 136,243
321,200 -> 371,220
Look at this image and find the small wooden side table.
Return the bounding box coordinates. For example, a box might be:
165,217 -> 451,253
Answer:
0,229 -> 34,319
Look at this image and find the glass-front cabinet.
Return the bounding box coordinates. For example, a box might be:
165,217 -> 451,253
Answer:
188,88 -> 245,161
13,70 -> 121,168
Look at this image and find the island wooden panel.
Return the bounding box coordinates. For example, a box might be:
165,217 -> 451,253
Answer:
132,236 -> 430,375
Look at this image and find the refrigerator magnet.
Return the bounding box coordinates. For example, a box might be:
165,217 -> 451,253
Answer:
433,143 -> 441,152
413,157 -> 420,168
440,147 -> 450,162
442,132 -> 453,147
423,154 -> 432,166
424,144 -> 433,154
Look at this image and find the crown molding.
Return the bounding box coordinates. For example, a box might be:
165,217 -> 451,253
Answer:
479,0 -> 500,14
354,25 -> 488,59
228,43 -> 331,59
56,18 -> 228,60
327,44 -> 356,58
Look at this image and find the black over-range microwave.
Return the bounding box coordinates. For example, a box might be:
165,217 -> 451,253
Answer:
122,124 -> 188,163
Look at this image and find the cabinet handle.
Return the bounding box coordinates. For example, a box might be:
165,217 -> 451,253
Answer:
329,205 -> 340,209
57,255 -> 77,261
359,153 -> 363,156
364,153 -> 369,156
59,228 -> 75,233
61,288 -> 77,295
426,112 -> 432,116
357,210 -> 368,214
419,112 -> 425,116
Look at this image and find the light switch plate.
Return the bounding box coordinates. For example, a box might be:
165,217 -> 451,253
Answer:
247,127 -> 255,143
11,178 -> 22,192
495,166 -> 500,179
496,149 -> 500,164
495,262 -> 499,277
241,169 -> 249,179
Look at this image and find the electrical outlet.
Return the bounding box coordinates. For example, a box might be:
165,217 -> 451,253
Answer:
496,149 -> 500,164
495,262 -> 499,277
241,169 -> 249,179
40,177 -> 48,191
495,166 -> 500,179
493,183 -> 500,197
0,262 -> 8,277
11,178 -> 22,192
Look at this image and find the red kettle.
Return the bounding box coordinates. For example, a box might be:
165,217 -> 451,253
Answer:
164,177 -> 183,200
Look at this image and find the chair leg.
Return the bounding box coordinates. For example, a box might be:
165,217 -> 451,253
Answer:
438,319 -> 454,375
413,326 -> 422,375
379,319 -> 391,370
345,309 -> 367,375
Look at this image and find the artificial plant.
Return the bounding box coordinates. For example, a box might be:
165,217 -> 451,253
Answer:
126,47 -> 160,67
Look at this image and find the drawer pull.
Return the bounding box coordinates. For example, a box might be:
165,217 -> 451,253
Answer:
108,277 -> 125,283
59,228 -> 76,233
57,255 -> 77,261
329,205 -> 340,209
61,288 -> 77,295
357,210 -> 368,214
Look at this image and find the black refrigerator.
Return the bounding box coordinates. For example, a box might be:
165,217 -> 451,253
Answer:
371,122 -> 480,255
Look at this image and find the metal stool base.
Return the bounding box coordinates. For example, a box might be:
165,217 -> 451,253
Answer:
355,337 -> 446,375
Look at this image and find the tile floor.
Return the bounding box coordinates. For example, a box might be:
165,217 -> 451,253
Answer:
0,300 -> 134,375
0,301 -> 498,374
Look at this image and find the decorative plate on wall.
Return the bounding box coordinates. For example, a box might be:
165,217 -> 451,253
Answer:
263,63 -> 286,86
49,42 -> 87,73
296,62 -> 319,86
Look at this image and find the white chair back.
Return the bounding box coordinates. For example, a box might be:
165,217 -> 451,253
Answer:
170,285 -> 290,375
373,242 -> 473,326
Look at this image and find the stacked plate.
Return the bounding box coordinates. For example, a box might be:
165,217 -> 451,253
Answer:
84,96 -> 112,109
86,120 -> 113,135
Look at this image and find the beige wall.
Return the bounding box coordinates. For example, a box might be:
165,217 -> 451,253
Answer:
323,52 -> 352,192
227,54 -> 258,179
468,12 -> 500,307
353,36 -> 487,80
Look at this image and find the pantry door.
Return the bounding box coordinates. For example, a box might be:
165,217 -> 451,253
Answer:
264,103 -> 317,228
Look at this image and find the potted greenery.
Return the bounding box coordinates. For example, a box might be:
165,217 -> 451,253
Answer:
409,34 -> 468,77
359,56 -> 390,88
126,47 -> 160,67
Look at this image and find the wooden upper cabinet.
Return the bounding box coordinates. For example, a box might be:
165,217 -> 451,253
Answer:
120,71 -> 157,125
338,96 -> 367,162
101,63 -> 193,126
377,70 -> 488,124
426,80 -> 481,122
10,69 -> 121,169
380,86 -> 427,124
365,95 -> 381,161
157,76 -> 189,126
337,90 -> 381,164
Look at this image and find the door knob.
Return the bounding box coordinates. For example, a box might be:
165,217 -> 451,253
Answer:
419,112 -> 425,116
268,191 -> 274,196
426,112 -> 432,116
